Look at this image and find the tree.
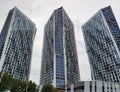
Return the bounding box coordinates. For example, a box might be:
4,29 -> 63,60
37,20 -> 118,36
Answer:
10,78 -> 26,92
0,72 -> 37,92
41,84 -> 57,92
11,79 -> 37,92
0,72 -> 12,91
27,81 -> 37,92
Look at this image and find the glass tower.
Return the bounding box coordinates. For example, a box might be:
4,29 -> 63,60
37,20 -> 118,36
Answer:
82,6 -> 120,83
40,7 -> 80,89
0,7 -> 36,81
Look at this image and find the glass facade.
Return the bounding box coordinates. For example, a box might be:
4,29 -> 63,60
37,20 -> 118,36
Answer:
102,6 -> 120,51
40,13 -> 54,85
62,9 -> 80,84
82,6 -> 120,83
40,7 -> 80,89
0,9 -> 14,59
0,7 -> 36,81
55,9 -> 65,88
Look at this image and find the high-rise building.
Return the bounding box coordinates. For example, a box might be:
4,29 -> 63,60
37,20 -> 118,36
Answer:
40,7 -> 80,89
82,6 -> 120,82
0,7 -> 36,81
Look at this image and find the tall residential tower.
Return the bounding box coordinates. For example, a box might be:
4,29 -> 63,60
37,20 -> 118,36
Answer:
0,7 -> 36,81
82,6 -> 120,83
40,7 -> 80,89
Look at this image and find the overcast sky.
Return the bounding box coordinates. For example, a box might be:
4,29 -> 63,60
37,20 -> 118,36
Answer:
0,0 -> 120,85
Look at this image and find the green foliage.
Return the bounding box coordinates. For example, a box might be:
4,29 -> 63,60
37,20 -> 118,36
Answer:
41,84 -> 57,92
11,79 -> 37,92
10,78 -> 26,92
0,72 -> 37,92
0,72 -> 12,91
27,81 -> 37,92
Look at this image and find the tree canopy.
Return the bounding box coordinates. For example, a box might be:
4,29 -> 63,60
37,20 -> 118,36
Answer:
0,72 -> 12,91
41,84 -> 57,92
0,72 -> 37,92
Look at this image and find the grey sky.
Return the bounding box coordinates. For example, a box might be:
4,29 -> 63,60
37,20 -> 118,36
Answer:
0,0 -> 120,84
